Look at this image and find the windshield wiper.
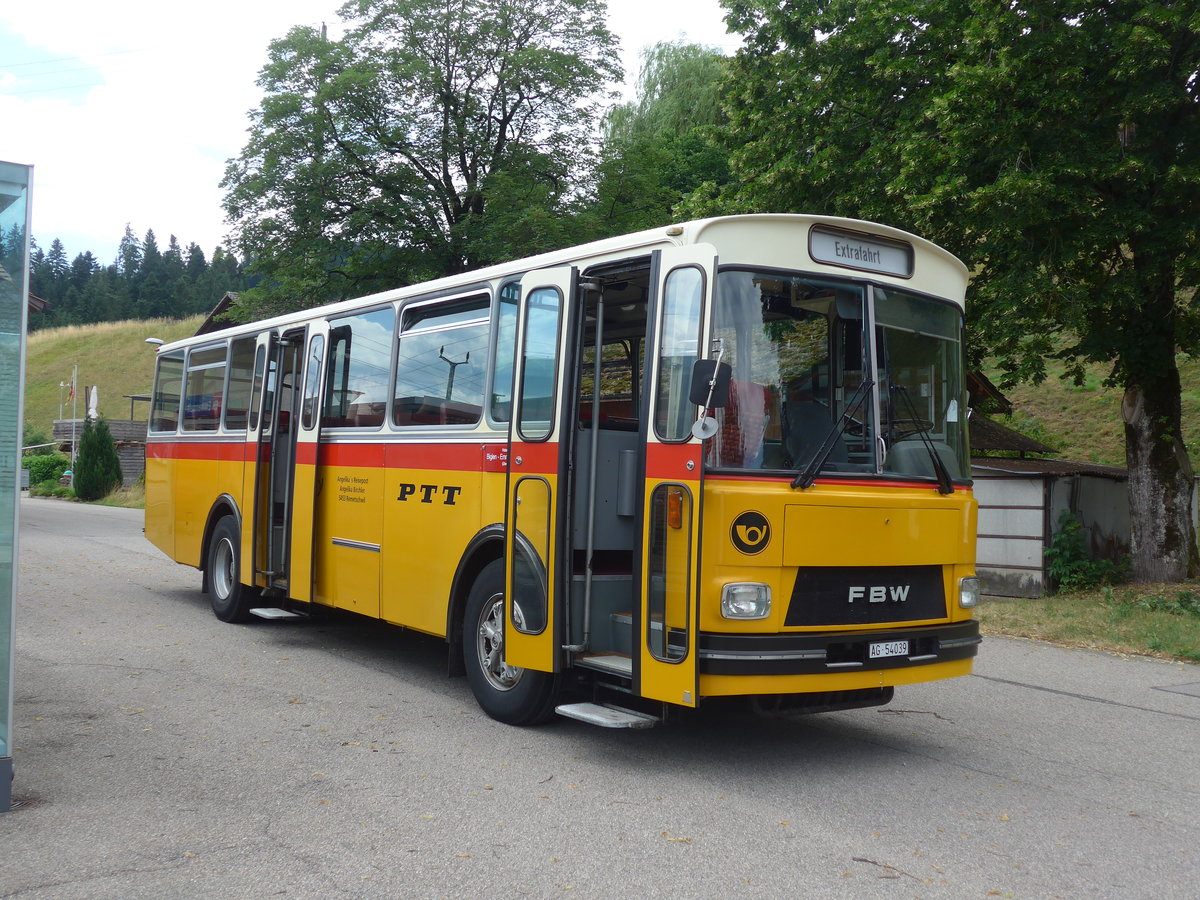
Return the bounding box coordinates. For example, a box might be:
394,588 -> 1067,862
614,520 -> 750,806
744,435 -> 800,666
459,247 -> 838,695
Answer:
792,379 -> 874,490
892,385 -> 955,495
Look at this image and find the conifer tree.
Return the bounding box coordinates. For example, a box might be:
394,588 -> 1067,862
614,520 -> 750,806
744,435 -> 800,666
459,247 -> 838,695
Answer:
73,417 -> 123,502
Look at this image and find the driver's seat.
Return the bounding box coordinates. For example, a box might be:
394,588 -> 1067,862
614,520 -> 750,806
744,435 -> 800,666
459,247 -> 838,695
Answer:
784,401 -> 848,469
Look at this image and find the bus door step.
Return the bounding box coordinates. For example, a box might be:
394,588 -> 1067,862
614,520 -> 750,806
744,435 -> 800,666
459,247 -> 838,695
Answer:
249,607 -> 307,621
555,702 -> 658,729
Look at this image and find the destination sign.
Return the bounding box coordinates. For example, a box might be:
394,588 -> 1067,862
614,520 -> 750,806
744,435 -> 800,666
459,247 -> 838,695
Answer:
809,226 -> 913,277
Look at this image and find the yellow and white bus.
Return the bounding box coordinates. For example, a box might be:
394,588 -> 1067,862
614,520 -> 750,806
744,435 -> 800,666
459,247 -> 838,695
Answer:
145,214 -> 980,727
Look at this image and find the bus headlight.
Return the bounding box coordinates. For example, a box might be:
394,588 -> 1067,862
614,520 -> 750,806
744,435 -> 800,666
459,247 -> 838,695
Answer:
721,583 -> 771,619
959,576 -> 980,609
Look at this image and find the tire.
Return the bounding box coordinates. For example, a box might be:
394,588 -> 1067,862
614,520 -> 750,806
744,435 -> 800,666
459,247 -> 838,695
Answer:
463,559 -> 561,725
207,516 -> 259,623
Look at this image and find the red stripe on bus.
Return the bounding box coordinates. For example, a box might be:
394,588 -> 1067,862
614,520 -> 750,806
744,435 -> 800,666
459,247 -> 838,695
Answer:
508,440 -> 559,473
145,442 -> 249,462
645,443 -> 703,480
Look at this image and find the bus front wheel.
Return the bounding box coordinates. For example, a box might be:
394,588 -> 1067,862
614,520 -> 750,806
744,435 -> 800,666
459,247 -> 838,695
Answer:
463,559 -> 560,725
207,516 -> 259,624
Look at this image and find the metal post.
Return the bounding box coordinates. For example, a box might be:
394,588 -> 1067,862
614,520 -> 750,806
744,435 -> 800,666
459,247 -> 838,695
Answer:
70,365 -> 77,468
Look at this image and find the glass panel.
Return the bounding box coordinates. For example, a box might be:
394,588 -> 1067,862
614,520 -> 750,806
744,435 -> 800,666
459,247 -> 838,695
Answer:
875,288 -> 969,480
323,307 -> 396,428
301,333 -> 325,431
0,160 -> 31,769
580,340 -> 637,427
182,345 -> 227,431
149,351 -> 185,432
707,271 -> 870,474
511,477 -> 550,634
647,484 -> 691,662
654,267 -> 703,441
394,298 -> 488,426
222,337 -> 257,431
517,287 -> 561,441
489,282 -> 520,423
247,343 -> 267,432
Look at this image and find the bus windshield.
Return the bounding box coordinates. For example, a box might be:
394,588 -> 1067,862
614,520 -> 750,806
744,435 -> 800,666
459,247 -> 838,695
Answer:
706,270 -> 968,483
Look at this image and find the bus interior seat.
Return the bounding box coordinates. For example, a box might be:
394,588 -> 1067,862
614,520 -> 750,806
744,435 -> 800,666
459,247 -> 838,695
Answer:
579,399 -> 638,431
884,438 -> 961,480
711,380 -> 769,468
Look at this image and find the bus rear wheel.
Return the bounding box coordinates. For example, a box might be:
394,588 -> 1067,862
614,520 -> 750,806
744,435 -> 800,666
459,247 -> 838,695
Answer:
463,559 -> 560,725
207,516 -> 259,624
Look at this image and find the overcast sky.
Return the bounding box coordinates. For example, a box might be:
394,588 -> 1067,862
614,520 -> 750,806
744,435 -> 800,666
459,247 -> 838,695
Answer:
0,1 -> 740,265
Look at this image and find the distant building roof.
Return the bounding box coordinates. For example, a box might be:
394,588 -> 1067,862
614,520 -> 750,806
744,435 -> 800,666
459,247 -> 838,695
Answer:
972,456 -> 1127,480
195,292 -> 239,336
967,371 -> 1012,415
969,414 -> 1057,456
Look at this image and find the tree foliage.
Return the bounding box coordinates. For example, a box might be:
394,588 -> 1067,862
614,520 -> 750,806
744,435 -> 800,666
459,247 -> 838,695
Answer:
592,41 -> 733,235
25,225 -> 249,330
716,0 -> 1200,581
222,0 -> 620,318
73,417 -> 123,502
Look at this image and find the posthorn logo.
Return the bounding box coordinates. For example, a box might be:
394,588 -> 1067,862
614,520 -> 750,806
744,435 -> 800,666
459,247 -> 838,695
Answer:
731,511 -> 771,555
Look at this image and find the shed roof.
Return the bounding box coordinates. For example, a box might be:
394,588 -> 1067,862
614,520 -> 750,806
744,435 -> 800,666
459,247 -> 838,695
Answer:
969,414 -> 1057,455
972,457 -> 1127,480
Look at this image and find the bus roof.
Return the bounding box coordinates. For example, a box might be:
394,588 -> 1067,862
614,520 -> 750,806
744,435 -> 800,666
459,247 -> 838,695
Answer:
158,214 -> 968,353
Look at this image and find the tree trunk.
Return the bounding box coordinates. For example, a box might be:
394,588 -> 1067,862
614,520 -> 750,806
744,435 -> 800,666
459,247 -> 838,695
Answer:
1122,371 -> 1199,582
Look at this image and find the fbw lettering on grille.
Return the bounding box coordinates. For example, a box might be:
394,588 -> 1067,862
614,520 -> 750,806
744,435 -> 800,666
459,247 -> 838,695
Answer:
786,565 -> 943,626
847,584 -> 911,604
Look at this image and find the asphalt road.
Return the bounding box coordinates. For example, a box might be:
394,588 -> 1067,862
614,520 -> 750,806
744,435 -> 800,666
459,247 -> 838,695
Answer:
2,497 -> 1198,898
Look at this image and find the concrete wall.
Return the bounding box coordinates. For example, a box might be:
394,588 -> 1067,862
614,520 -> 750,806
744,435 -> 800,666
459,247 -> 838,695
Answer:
971,465 -> 1145,598
972,472 -> 1047,598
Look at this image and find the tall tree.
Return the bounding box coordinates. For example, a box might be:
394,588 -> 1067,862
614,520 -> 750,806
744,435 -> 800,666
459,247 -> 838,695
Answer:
717,0 -> 1200,581
222,0 -> 620,318
592,41 -> 732,236
115,224 -> 142,279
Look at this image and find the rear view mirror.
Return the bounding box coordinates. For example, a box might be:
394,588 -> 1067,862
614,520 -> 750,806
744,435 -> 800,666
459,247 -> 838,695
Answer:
689,359 -> 731,409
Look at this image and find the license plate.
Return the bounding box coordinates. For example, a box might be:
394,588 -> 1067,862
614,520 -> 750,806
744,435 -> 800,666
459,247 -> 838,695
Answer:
869,640 -> 909,659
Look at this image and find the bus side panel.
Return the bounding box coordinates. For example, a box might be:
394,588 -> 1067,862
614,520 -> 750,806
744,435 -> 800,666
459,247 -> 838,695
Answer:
144,445 -> 176,560
312,442 -> 384,616
289,450 -> 318,604
166,443 -> 244,569
380,443 -> 485,636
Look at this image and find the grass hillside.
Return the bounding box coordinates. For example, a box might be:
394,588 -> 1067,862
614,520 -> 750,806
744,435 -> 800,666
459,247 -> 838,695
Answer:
24,316 -> 204,440
986,354 -> 1200,467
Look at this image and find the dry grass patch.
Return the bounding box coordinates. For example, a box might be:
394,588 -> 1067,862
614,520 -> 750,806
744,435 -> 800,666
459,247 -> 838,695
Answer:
980,584 -> 1200,663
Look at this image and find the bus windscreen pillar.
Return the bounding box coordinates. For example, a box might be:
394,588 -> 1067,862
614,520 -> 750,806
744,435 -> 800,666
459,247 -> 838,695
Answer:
0,161 -> 32,813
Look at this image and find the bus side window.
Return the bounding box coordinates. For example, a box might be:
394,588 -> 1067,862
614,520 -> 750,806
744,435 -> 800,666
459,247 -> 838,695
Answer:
489,281 -> 520,423
222,337 -> 257,431
322,308 -> 395,428
654,266 -> 704,442
394,295 -> 489,427
181,345 -> 228,433
150,351 -> 185,433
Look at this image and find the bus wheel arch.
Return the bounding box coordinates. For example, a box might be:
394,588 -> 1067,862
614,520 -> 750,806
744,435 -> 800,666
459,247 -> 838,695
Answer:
446,527 -> 506,677
204,507 -> 260,624
462,558 -> 561,725
199,495 -> 241,595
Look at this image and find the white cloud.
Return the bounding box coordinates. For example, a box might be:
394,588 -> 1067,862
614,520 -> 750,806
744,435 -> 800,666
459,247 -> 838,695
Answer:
0,0 -> 737,263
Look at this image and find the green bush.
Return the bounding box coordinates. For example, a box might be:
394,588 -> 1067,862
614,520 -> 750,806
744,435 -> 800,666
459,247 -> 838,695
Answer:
23,424 -> 55,455
23,453 -> 70,485
29,481 -> 75,499
72,417 -> 123,502
1045,510 -> 1123,592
